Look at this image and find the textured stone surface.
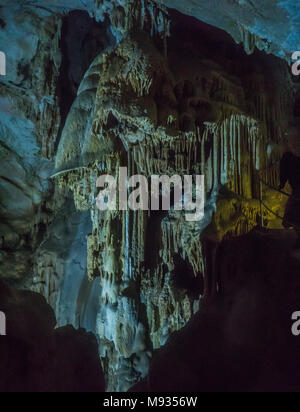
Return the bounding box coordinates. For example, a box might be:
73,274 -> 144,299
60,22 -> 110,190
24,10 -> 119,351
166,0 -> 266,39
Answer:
0,0 -> 300,392
160,0 -> 300,60
0,2 -> 60,286
2,0 -> 300,60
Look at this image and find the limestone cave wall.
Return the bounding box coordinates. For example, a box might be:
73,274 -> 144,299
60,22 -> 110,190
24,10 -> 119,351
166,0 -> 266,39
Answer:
0,0 -> 300,392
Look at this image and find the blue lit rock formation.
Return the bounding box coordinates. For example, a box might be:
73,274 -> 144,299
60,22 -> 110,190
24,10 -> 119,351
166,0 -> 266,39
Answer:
159,0 -> 300,60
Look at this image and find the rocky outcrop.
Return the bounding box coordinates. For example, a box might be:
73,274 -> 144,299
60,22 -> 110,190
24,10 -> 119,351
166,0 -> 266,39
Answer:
0,3 -> 61,287
0,281 -> 105,392
159,0 -> 300,61
131,229 -> 300,392
0,4 -> 114,289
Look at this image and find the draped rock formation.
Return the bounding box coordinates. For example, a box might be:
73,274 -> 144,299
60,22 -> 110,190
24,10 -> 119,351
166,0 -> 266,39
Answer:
51,5 -> 295,390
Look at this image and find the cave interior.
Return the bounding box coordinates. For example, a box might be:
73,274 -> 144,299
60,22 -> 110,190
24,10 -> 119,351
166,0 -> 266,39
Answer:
0,0 -> 300,393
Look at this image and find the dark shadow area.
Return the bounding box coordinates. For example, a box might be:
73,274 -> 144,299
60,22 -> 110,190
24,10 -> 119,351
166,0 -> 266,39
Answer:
56,10 -> 115,150
0,281 -> 105,392
171,251 -> 204,302
163,8 -> 294,140
131,229 -> 300,392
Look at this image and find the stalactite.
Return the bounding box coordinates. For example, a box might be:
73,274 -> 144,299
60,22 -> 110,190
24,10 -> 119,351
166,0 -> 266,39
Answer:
237,23 -> 271,56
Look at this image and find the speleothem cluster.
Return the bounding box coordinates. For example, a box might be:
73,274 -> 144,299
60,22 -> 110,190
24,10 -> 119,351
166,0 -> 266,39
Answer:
0,0 -> 299,391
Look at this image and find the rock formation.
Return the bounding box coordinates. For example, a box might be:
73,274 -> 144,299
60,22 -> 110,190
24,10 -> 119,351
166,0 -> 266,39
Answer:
0,0 -> 300,392
0,280 -> 105,392
131,229 -> 300,392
